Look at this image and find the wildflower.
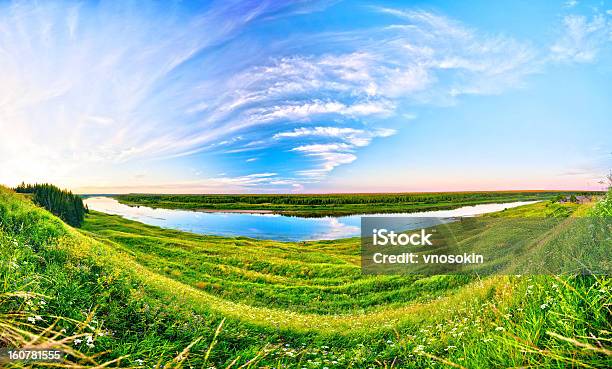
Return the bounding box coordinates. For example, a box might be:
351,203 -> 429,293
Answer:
27,317 -> 36,323
495,327 -> 504,331
74,338 -> 82,345
135,359 -> 144,365
540,303 -> 548,310
85,334 -> 95,348
35,315 -> 42,320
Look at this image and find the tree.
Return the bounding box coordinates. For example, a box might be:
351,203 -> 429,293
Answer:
14,183 -> 87,227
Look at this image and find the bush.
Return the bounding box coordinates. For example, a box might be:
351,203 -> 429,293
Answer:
592,189 -> 612,216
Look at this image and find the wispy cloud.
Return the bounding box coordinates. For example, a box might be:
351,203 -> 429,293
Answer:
274,126 -> 395,146
564,0 -> 579,9
272,126 -> 396,177
550,13 -> 612,63
76,172 -> 297,194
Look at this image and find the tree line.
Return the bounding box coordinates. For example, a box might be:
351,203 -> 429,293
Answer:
118,191 -> 601,207
14,183 -> 88,227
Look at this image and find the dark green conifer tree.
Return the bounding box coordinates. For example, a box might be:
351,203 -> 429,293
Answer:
14,183 -> 87,227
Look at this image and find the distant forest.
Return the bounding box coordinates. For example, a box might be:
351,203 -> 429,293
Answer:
118,191 -> 600,206
114,190 -> 603,217
14,183 -> 87,227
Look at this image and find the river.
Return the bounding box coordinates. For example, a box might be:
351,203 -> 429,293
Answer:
84,197 -> 538,241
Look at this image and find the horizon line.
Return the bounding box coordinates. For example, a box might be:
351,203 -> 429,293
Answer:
76,189 -> 606,196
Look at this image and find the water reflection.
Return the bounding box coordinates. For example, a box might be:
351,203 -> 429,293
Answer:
84,197 -> 538,241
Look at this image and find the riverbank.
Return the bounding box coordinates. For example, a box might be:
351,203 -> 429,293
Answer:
113,191 -> 600,216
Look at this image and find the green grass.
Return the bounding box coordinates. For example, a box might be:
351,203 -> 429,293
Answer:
1,186 -> 611,368
114,191 -> 601,216
81,210 -> 477,314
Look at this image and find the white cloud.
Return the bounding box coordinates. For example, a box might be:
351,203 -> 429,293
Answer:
550,14 -> 611,63
274,127 -> 363,139
209,172 -> 278,187
76,172 -> 298,193
274,126 -> 396,148
250,100 -> 393,123
295,152 -> 357,178
282,127 -> 396,177
292,143 -> 353,153
243,172 -> 277,178
564,1 -> 578,9
232,9 -> 537,113
292,144 -> 357,177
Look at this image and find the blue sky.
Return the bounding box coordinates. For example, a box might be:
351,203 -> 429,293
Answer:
0,0 -> 610,193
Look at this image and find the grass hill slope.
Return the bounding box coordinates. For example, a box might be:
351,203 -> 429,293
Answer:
1,186 -> 610,368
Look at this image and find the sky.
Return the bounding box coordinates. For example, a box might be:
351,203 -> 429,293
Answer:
0,0 -> 611,194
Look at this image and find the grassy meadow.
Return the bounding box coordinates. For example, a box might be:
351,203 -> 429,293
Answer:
113,191 -> 600,216
1,186 -> 611,368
